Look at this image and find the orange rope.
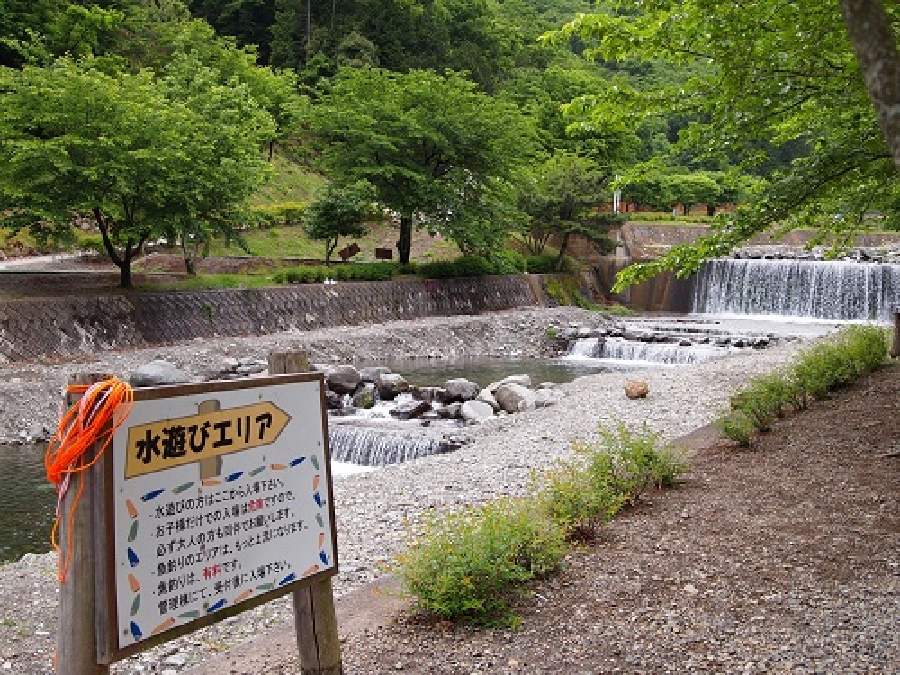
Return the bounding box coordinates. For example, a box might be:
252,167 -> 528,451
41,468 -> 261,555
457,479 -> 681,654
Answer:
45,377 -> 134,583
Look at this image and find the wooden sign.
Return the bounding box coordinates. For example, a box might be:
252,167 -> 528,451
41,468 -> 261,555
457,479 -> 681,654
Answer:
374,247 -> 393,260
95,374 -> 337,663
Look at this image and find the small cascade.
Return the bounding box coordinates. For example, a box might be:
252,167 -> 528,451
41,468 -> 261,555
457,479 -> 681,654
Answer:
566,337 -> 602,358
565,337 -> 723,364
329,426 -> 453,466
598,339 -> 720,364
692,258 -> 900,321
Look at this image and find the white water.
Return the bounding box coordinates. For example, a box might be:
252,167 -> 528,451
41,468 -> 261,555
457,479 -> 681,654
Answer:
329,426 -> 452,466
692,258 -> 900,321
565,337 -> 724,365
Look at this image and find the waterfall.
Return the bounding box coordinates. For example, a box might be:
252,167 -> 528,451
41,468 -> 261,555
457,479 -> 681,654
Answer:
329,426 -> 453,466
567,337 -> 601,358
692,258 -> 900,321
566,337 -> 722,364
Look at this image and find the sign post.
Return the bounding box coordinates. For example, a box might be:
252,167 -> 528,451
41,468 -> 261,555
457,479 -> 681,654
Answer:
269,351 -> 342,675
59,367 -> 339,670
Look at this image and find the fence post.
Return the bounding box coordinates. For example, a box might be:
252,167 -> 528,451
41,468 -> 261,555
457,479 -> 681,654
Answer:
56,373 -> 111,675
268,351 -> 342,675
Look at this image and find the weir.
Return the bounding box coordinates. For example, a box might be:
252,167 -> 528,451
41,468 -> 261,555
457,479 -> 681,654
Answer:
566,337 -> 724,364
328,425 -> 453,466
692,258 -> 900,321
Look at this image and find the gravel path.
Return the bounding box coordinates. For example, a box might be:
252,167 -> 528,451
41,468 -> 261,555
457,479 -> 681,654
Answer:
0,336 -> 801,674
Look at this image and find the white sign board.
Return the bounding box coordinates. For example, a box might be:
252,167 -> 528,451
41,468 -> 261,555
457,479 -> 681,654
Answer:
108,376 -> 336,652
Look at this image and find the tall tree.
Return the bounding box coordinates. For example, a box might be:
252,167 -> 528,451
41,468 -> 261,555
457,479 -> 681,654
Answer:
306,67 -> 534,263
0,58 -> 274,286
547,0 -> 899,289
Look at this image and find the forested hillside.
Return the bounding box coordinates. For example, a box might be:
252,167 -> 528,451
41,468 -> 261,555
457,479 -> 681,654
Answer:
0,0 -> 896,287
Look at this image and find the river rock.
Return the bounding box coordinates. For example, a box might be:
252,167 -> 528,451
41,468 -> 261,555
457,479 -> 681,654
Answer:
377,373 -> 409,400
324,389 -> 343,410
494,383 -> 536,413
476,388 -> 500,411
436,402 -> 462,419
326,365 -> 362,395
534,388 -> 561,408
389,400 -> 431,420
440,378 -> 480,403
625,380 -> 649,399
487,374 -> 532,393
351,383 -> 376,409
360,366 -> 391,383
129,360 -> 189,387
461,400 -> 494,422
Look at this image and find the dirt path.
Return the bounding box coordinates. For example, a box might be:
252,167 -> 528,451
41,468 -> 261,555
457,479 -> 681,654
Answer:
253,364 -> 899,674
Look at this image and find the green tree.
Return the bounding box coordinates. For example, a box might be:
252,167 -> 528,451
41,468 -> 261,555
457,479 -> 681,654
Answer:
304,180 -> 376,263
0,58 -> 274,286
546,0 -> 899,289
306,67 -> 534,264
520,152 -> 620,268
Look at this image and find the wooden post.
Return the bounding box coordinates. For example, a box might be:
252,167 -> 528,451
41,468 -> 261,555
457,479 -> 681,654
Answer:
268,351 -> 342,675
57,373 -> 111,675
891,312 -> 899,359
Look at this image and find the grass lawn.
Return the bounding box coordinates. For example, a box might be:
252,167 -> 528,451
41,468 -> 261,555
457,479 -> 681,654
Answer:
134,273 -> 278,292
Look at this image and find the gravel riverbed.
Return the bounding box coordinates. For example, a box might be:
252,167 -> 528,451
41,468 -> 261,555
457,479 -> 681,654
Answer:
0,315 -> 801,674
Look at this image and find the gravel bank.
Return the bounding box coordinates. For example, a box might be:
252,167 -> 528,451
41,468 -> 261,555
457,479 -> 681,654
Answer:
0,337 -> 801,674
0,307 -> 599,443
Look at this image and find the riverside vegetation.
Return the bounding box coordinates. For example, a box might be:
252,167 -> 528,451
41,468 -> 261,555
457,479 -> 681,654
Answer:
396,425 -> 684,626
719,325 -> 890,446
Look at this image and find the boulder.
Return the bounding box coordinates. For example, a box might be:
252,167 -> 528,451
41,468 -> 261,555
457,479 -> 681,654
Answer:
461,400 -> 495,422
324,389 -> 344,410
536,381 -> 558,390
130,360 -> 189,387
487,374 -> 532,393
389,400 -> 431,420
360,366 -> 391,383
476,388 -> 500,411
326,365 -> 362,395
493,383 -> 536,413
625,380 -> 649,399
440,378 -> 480,403
376,373 -> 409,400
534,388 -> 562,408
436,402 -> 462,419
351,383 -> 376,409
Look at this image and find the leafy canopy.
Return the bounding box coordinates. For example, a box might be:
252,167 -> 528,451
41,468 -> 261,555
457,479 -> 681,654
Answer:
546,0 -> 899,289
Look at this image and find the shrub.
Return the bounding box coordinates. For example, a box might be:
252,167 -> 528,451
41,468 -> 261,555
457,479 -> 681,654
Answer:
524,254 -> 579,274
718,410 -> 754,447
539,425 -> 684,540
415,255 -> 495,279
396,498 -> 566,626
491,249 -> 526,274
251,201 -> 308,227
273,262 -> 399,284
729,373 -> 795,432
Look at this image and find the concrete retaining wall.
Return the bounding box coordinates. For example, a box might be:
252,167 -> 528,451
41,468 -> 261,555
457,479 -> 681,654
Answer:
0,276 -> 538,362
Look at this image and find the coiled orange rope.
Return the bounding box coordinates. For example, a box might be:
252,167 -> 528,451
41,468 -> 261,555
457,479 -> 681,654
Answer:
45,377 -> 134,583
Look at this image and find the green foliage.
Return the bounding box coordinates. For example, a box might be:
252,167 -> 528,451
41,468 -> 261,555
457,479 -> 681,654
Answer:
251,202 -> 309,228
414,256 -> 496,279
305,67 -> 535,263
551,1 -> 899,289
544,276 -> 597,310
303,180 -> 376,262
396,498 -> 566,626
718,326 -> 889,445
718,411 -> 754,447
273,262 -> 398,284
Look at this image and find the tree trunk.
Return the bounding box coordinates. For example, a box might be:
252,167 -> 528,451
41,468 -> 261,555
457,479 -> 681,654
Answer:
268,140 -> 275,161
120,248 -> 133,289
707,204 -> 716,216
683,203 -> 690,216
398,213 -> 413,264
555,232 -> 571,271
840,0 -> 900,169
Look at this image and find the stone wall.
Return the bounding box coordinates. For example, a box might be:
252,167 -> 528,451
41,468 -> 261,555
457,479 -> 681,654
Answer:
0,276 -> 538,362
